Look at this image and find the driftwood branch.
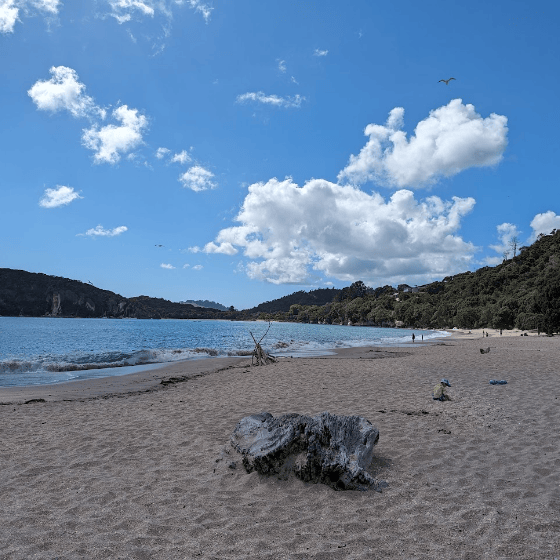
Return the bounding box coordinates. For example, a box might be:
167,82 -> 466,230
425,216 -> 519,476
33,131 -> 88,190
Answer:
248,322 -> 277,366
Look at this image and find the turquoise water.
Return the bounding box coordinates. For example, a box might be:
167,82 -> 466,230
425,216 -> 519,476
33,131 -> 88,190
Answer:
0,317 -> 447,387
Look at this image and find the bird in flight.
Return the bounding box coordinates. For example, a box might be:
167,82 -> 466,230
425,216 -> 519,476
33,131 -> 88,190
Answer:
155,244 -> 164,247
438,78 -> 456,85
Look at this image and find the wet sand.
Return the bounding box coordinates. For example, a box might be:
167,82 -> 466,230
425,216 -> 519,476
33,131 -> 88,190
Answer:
1,334 -> 559,559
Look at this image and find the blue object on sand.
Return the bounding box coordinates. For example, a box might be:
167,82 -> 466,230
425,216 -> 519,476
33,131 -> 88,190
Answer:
440,378 -> 451,387
489,380 -> 508,385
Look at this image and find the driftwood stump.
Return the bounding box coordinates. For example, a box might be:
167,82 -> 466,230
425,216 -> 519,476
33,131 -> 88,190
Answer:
230,411 -> 380,491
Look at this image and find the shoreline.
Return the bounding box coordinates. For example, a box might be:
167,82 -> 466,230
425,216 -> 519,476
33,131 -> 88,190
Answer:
0,345 -> 425,404
0,327 -> 544,403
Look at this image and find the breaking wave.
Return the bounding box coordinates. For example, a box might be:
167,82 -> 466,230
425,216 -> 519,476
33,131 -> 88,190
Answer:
0,317 -> 448,386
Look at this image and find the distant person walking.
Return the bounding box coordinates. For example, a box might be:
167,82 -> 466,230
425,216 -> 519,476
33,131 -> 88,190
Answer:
412,333 -> 416,343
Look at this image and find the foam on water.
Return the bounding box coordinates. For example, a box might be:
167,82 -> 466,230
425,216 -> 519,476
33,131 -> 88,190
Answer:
0,317 -> 449,387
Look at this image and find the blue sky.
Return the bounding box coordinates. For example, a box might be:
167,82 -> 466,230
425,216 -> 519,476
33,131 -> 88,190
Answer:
1,0 -> 559,310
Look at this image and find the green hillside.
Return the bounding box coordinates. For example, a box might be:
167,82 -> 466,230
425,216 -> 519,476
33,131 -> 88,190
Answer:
251,230 -> 560,335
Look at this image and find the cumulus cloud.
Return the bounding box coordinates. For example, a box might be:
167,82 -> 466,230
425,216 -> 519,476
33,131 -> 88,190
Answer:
236,91 -> 305,109
179,165 -> 216,191
199,177 -> 476,285
28,66 -> 103,119
339,99 -> 508,188
529,211 -> 560,242
39,185 -> 82,208
0,1 -> 19,33
313,48 -> 328,56
192,264 -> 203,270
155,147 -> 190,164
1,0 -> 61,33
170,150 -> 191,164
79,225 -> 128,237
82,105 -> 148,164
160,263 -> 175,269
155,147 -> 171,159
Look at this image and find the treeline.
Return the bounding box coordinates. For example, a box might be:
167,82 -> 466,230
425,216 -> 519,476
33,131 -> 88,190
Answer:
241,287 -> 342,315
248,230 -> 560,335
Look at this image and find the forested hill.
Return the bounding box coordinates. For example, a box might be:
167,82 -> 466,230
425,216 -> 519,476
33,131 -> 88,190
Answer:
251,230 -> 560,335
241,287 -> 342,315
2,229 -> 559,329
0,269 -> 229,319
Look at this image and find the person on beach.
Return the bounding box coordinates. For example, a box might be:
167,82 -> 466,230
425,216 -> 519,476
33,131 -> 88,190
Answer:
412,333 -> 415,343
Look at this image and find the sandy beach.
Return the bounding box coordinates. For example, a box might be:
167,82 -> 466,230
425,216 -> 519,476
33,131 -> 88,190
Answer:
1,332 -> 559,559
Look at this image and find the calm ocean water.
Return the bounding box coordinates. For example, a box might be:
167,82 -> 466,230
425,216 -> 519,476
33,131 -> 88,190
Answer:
0,318 -> 448,388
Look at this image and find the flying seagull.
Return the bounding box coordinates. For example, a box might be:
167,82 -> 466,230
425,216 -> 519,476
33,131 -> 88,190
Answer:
438,78 -> 455,85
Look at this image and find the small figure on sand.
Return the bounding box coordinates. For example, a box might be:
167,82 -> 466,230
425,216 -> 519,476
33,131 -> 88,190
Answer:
412,333 -> 416,343
433,379 -> 451,401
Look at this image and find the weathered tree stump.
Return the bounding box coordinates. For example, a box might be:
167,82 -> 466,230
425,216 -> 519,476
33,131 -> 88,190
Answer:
230,411 -> 380,491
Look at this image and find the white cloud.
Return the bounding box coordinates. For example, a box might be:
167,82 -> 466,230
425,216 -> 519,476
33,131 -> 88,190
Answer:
0,1 -> 19,33
236,91 -> 305,109
32,0 -> 60,13
291,76 -> 298,85
155,147 -> 190,164
182,263 -> 190,268
108,0 -> 212,24
109,0 -> 155,21
39,185 -> 82,208
28,66 -> 103,119
200,177 -> 476,285
160,263 -> 175,269
196,241 -> 237,255
170,150 -> 191,164
278,59 -> 286,73
1,0 -> 61,33
82,105 -> 148,164
313,49 -> 328,56
339,99 -> 508,188
185,0 -> 212,23
192,264 -> 203,270
79,225 -> 128,237
156,147 -> 171,159
488,222 -> 521,259
529,211 -> 560,243
179,165 -> 216,191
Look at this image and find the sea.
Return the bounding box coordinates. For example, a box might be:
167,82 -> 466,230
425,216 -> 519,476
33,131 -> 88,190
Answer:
0,317 -> 448,388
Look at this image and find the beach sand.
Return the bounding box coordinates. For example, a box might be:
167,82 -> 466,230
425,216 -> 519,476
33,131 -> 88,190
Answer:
1,334 -> 559,559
